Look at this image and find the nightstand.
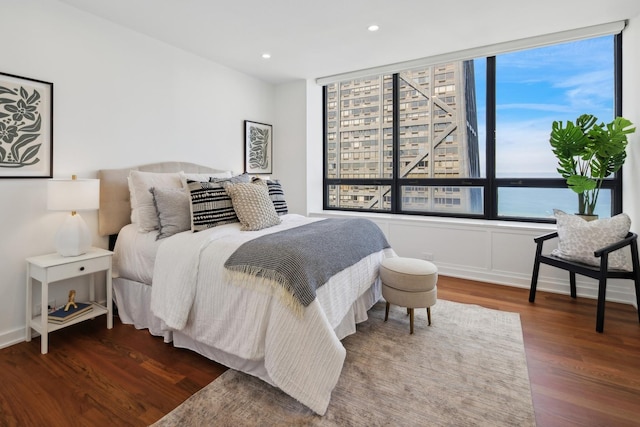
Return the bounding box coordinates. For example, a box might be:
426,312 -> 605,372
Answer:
25,247 -> 113,354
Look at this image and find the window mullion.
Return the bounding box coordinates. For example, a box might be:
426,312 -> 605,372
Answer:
486,57 -> 496,219
392,73 -> 400,213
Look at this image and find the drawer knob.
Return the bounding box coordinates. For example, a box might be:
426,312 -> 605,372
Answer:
79,266 -> 85,271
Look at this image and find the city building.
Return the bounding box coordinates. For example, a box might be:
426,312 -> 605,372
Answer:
325,61 -> 481,213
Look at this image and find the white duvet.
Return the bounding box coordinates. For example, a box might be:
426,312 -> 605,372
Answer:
150,214 -> 392,415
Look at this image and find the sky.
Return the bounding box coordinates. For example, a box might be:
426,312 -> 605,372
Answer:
473,35 -> 614,177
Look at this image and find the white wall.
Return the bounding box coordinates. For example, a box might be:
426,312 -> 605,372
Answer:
623,18 -> 640,230
273,81 -> 307,215
0,0 -> 275,348
305,81 -> 324,214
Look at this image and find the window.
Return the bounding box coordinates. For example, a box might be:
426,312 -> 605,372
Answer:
323,34 -> 621,221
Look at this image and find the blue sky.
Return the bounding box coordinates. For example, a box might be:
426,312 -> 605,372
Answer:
473,36 -> 614,177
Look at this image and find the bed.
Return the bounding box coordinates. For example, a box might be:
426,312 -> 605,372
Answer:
98,161 -> 394,415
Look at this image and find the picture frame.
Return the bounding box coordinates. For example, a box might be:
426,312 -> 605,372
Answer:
244,120 -> 272,174
0,71 -> 53,178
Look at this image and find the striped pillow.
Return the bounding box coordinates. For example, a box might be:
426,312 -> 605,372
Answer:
186,180 -> 239,231
252,177 -> 288,215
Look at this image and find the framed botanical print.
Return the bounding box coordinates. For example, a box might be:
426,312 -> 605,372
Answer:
244,120 -> 272,174
0,71 -> 53,178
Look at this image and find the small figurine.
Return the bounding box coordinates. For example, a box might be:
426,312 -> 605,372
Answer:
64,290 -> 78,311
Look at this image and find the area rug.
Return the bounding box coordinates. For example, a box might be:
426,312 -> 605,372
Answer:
152,299 -> 536,426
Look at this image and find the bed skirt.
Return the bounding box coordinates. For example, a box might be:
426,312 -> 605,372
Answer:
113,276 -> 382,381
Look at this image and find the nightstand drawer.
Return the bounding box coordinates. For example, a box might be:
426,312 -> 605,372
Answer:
46,256 -> 111,283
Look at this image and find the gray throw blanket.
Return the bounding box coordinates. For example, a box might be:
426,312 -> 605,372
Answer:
224,218 -> 390,311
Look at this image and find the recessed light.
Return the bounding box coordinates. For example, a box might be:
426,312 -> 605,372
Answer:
368,24 -> 379,32
262,53 -> 271,59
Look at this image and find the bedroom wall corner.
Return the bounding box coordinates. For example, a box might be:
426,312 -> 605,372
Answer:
274,80 -> 308,215
305,80 -> 324,215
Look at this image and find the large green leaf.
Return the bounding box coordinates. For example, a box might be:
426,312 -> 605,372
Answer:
566,174 -> 597,193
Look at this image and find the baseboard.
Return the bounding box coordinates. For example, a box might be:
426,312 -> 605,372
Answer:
0,327 -> 27,350
438,264 -> 639,309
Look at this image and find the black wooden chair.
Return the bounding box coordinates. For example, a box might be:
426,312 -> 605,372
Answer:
529,231 -> 640,333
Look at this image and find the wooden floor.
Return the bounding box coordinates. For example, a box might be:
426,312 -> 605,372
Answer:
1,276 -> 639,427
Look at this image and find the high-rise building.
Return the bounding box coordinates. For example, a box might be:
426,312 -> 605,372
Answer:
326,60 -> 481,214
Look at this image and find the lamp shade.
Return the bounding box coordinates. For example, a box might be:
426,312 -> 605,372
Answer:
47,178 -> 100,211
47,177 -> 100,256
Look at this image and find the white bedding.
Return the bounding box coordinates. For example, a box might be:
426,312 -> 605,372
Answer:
113,223 -> 163,285
116,214 -> 393,415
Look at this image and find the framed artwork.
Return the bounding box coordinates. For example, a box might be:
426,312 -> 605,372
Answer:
0,71 -> 53,178
244,120 -> 272,174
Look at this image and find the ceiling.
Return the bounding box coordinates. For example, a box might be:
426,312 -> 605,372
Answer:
58,0 -> 640,85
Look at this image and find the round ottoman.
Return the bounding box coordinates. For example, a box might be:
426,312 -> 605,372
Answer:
380,257 -> 438,334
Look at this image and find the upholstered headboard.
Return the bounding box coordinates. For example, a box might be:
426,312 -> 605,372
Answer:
98,161 -> 227,237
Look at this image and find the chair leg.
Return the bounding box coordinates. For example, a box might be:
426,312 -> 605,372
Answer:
529,243 -> 543,302
596,270 -> 608,333
634,276 -> 640,325
570,272 -> 577,298
409,308 -> 414,334
631,240 -> 640,325
427,306 -> 431,326
385,301 -> 390,322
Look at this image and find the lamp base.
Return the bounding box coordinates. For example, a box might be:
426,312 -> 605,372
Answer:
55,213 -> 92,257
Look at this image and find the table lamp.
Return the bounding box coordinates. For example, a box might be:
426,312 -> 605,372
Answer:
47,175 -> 100,257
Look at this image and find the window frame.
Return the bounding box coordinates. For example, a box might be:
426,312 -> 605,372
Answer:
322,33 -> 623,223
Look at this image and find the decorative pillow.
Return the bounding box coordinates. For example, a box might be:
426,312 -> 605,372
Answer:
252,176 -> 288,215
552,209 -> 631,270
224,180 -> 282,231
211,172 -> 251,185
127,176 -> 138,224
149,187 -> 191,240
186,180 -> 239,231
129,171 -> 183,232
179,171 -> 232,189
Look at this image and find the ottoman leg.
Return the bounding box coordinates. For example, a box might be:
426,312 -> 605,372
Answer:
385,301 -> 390,322
409,308 -> 414,334
427,307 -> 432,326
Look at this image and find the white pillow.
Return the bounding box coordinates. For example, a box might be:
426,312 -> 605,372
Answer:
127,176 -> 138,224
552,209 -> 631,270
129,170 -> 183,232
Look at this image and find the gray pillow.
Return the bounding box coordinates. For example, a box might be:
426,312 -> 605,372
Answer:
129,170 -> 182,232
150,187 -> 191,239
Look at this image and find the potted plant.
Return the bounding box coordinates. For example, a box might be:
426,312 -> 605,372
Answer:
550,114 -> 636,219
